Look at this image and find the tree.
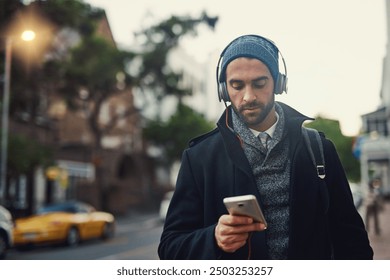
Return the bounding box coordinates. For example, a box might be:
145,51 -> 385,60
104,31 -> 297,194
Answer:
57,36 -> 134,147
305,116 -> 360,182
41,3 -> 218,208
1,0 -> 105,149
2,0 -> 218,211
144,103 -> 214,165
132,12 -> 218,112
133,12 -> 218,165
1,0 -> 116,211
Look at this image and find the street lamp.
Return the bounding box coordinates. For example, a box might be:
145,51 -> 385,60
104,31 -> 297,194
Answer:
21,30 -> 36,42
0,30 -> 36,204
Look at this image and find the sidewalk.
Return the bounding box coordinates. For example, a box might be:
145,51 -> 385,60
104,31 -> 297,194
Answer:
365,200 -> 390,260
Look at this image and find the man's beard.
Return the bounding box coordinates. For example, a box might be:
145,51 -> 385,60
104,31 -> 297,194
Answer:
232,95 -> 275,128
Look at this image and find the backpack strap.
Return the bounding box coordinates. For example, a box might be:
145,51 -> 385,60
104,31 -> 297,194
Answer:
302,127 -> 326,179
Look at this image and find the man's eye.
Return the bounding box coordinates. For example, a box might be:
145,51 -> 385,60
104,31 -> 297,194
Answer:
253,81 -> 266,88
231,82 -> 244,90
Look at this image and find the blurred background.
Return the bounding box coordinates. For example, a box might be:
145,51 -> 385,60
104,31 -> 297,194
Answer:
0,0 -> 389,260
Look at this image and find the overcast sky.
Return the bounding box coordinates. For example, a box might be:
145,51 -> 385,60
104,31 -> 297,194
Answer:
86,0 -> 387,136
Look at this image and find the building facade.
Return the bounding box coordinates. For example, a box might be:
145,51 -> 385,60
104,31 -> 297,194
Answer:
2,5 -> 159,217
360,0 -> 390,197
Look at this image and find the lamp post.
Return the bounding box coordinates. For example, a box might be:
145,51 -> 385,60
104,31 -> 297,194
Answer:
0,30 -> 35,204
0,37 -> 12,204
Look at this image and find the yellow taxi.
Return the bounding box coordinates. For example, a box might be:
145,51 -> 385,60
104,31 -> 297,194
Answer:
13,200 -> 115,248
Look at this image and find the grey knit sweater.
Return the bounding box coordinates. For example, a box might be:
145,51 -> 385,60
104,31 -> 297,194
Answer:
232,103 -> 290,259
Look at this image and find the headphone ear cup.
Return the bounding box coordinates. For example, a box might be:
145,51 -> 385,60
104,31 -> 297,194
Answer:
218,82 -> 230,102
274,73 -> 287,94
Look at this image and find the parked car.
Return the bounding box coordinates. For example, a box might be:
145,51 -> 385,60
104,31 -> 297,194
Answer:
159,191 -> 174,221
0,205 -> 13,259
12,200 -> 115,248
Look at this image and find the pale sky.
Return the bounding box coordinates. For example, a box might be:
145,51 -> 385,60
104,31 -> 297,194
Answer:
86,0 -> 387,136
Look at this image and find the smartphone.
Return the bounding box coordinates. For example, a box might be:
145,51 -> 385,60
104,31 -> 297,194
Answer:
223,194 -> 267,227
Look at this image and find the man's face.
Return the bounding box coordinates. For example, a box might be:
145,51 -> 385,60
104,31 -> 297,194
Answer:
226,57 -> 275,131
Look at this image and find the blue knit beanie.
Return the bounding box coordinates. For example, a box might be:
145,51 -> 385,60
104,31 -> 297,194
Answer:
219,35 -> 279,83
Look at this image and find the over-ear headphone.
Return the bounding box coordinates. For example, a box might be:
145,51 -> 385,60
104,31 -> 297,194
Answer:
216,34 -> 288,103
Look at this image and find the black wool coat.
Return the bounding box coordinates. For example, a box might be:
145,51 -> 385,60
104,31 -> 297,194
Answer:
158,102 -> 373,260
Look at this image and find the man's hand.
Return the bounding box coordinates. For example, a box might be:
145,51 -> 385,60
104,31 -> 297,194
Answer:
215,214 -> 266,253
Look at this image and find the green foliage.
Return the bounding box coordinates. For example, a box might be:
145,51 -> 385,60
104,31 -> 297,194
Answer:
6,133 -> 53,175
136,12 -> 218,165
2,0 -> 218,179
56,35 -> 135,149
143,104 -> 214,164
0,0 -> 104,181
37,2 -> 135,148
40,0 -> 104,36
60,36 -> 133,97
305,116 -> 360,182
0,0 -> 23,30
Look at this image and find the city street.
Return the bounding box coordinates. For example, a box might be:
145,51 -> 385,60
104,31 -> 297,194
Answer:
367,200 -> 390,260
4,202 -> 390,260
6,211 -> 163,260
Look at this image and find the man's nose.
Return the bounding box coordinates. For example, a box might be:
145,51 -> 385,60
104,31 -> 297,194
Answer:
243,85 -> 256,102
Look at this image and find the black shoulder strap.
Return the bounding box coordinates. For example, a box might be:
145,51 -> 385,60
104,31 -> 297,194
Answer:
302,127 -> 326,179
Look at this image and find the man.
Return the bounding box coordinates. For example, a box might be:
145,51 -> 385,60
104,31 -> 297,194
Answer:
158,34 -> 373,259
365,178 -> 382,235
